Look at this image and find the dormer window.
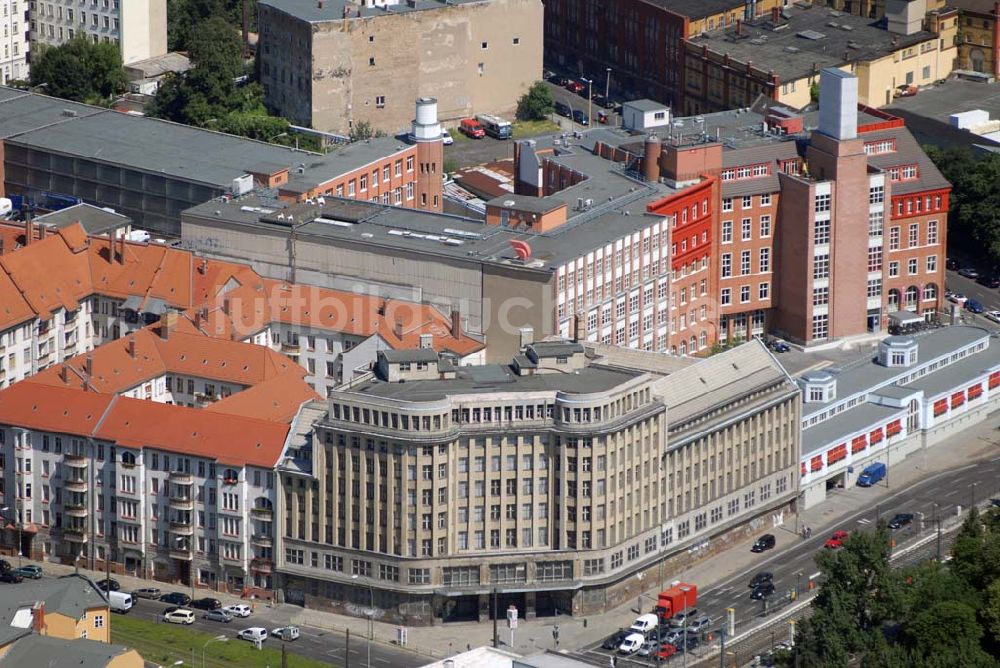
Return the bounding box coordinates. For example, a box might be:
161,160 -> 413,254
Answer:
879,336 -> 918,368
802,370 -> 836,403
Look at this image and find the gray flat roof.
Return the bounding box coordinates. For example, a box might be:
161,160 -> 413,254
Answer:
888,79 -> 1000,149
35,203 -> 132,234
485,194 -> 566,215
0,87 -> 408,191
624,99 -> 669,112
351,363 -> 642,402
528,341 -> 584,358
800,326 -> 993,417
0,634 -> 135,668
903,341 -> 1000,397
644,0 -> 753,20
262,0 -> 482,23
802,402 -> 904,456
689,6 -> 935,83
381,348 -> 439,363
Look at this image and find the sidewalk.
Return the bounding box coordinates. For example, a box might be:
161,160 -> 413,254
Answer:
28,419 -> 1000,663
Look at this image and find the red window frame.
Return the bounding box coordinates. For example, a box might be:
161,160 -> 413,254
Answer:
869,427 -> 884,445
886,420 -> 902,437
951,391 -> 966,409
933,398 -> 948,417
989,371 -> 1000,389
826,444 -> 847,465
968,384 -> 983,400
810,455 -> 823,472
851,435 -> 867,453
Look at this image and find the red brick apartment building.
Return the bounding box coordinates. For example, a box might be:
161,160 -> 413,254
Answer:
525,68 -> 948,352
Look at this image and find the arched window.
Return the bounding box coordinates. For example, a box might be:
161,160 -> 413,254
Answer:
907,399 -> 920,432
120,451 -> 136,467
905,286 -> 919,309
679,341 -> 688,356
888,289 -> 900,312
922,283 -> 937,301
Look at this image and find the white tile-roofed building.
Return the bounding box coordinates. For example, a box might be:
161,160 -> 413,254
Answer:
797,325 -> 1000,508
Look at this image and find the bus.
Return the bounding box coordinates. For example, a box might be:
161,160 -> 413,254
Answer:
475,114 -> 512,140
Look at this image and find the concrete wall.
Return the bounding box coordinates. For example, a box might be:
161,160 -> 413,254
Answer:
855,40 -> 957,107
122,0 -> 168,65
262,0 -> 543,135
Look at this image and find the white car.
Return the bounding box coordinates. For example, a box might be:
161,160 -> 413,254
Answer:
163,609 -> 195,625
619,632 -> 645,654
237,627 -> 268,643
441,130 -> 454,146
629,613 -> 659,635
223,604 -> 252,618
948,293 -> 968,305
271,626 -> 300,641
986,311 -> 1000,324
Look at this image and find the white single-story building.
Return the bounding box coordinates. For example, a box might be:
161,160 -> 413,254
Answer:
797,326 -> 1000,508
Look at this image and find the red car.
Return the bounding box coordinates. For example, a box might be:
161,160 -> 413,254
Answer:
565,80 -> 585,94
656,644 -> 678,660
825,530 -> 849,549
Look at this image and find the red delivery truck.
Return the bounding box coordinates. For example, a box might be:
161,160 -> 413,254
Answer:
654,583 -> 697,620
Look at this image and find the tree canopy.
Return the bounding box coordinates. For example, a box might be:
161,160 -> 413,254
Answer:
29,38 -> 126,104
924,145 -> 1000,268
787,515 -> 1000,667
516,82 -> 555,121
149,16 -> 298,144
167,0 -> 257,52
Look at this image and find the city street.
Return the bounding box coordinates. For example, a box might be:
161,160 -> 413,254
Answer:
570,450 -> 1000,666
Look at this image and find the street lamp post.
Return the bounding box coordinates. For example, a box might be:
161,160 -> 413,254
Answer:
202,634 -> 228,668
605,67 -> 612,100
351,574 -> 374,668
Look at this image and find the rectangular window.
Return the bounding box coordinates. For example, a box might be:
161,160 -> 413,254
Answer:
813,254 -> 830,280
740,250 -> 751,275
869,185 -> 885,204
720,288 -> 732,306
908,258 -> 918,275
759,282 -> 770,300
759,215 -> 771,237
741,218 -> 752,241
759,248 -> 770,273
814,193 -> 831,212
721,220 -> 732,243
812,314 -> 829,339
867,247 -> 882,272
869,211 -> 883,237
889,261 -> 900,277
889,227 -> 900,250
928,220 -> 938,244
721,254 -> 732,278
812,286 -> 829,306
814,219 -> 830,245
927,255 -> 937,272
867,278 -> 882,298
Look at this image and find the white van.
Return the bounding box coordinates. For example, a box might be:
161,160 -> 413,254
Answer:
618,632 -> 645,654
107,591 -> 133,614
629,613 -> 660,635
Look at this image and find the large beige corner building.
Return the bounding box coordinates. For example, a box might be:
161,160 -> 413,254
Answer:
258,0 -> 543,135
29,0 -> 167,65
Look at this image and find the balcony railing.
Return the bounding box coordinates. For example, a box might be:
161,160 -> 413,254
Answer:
168,496 -> 194,511
250,506 -> 274,519
168,471 -> 193,485
251,558 -> 273,574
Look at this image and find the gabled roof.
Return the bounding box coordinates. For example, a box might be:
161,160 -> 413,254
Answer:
206,371 -> 321,423
0,575 -> 108,625
0,633 -> 140,668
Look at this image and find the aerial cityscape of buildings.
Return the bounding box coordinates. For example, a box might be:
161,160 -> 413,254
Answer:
2,0 -> 1000,666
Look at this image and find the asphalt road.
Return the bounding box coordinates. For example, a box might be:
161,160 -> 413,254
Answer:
118,597 -> 423,667
944,267 -> 1000,317
571,452 -> 1000,666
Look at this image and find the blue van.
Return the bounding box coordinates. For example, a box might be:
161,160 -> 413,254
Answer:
857,462 -> 886,487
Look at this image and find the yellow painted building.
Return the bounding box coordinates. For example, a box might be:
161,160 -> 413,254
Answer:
954,0 -> 1000,75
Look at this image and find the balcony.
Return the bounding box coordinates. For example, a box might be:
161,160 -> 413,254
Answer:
250,506 -> 274,520
170,521 -> 194,536
168,496 -> 194,511
62,527 -> 87,542
64,455 -> 87,469
63,503 -> 88,519
168,471 -> 193,485
169,548 -> 193,561
251,558 -> 273,574
251,534 -> 273,548
65,479 -> 88,493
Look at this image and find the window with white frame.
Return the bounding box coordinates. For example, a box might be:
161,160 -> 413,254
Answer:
722,220 -> 732,243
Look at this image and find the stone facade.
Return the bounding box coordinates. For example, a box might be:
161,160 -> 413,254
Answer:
258,0 -> 543,135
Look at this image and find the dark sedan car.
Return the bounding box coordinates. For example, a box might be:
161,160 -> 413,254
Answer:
159,592 -> 192,606
966,298 -> 985,314
97,578 -> 120,592
190,597 -> 222,611
978,274 -> 1000,289
572,109 -> 589,126
748,572 -> 773,588
888,513 -> 914,530
750,582 -> 775,600
0,571 -> 23,584
602,628 -> 630,650
751,534 -> 776,553
554,101 -> 572,118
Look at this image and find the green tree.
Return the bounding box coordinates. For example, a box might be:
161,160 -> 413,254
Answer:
516,82 -> 555,121
795,526 -> 904,663
982,579 -> 1000,645
905,600 -> 982,656
29,38 -> 126,104
168,0 -> 258,52
348,121 -> 387,142
925,146 -> 1000,267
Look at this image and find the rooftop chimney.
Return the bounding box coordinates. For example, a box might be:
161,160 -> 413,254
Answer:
127,334 -> 136,358
118,235 -> 126,264
32,602 -> 45,634
572,313 -> 582,342
643,134 -> 662,183
817,68 -> 858,141
23,220 -> 32,246
85,353 -> 93,379
160,311 -> 178,340
450,309 -> 462,341
59,364 -> 69,384
519,326 -> 534,349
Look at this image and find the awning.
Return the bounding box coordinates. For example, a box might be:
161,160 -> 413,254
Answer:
889,310 -> 923,325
